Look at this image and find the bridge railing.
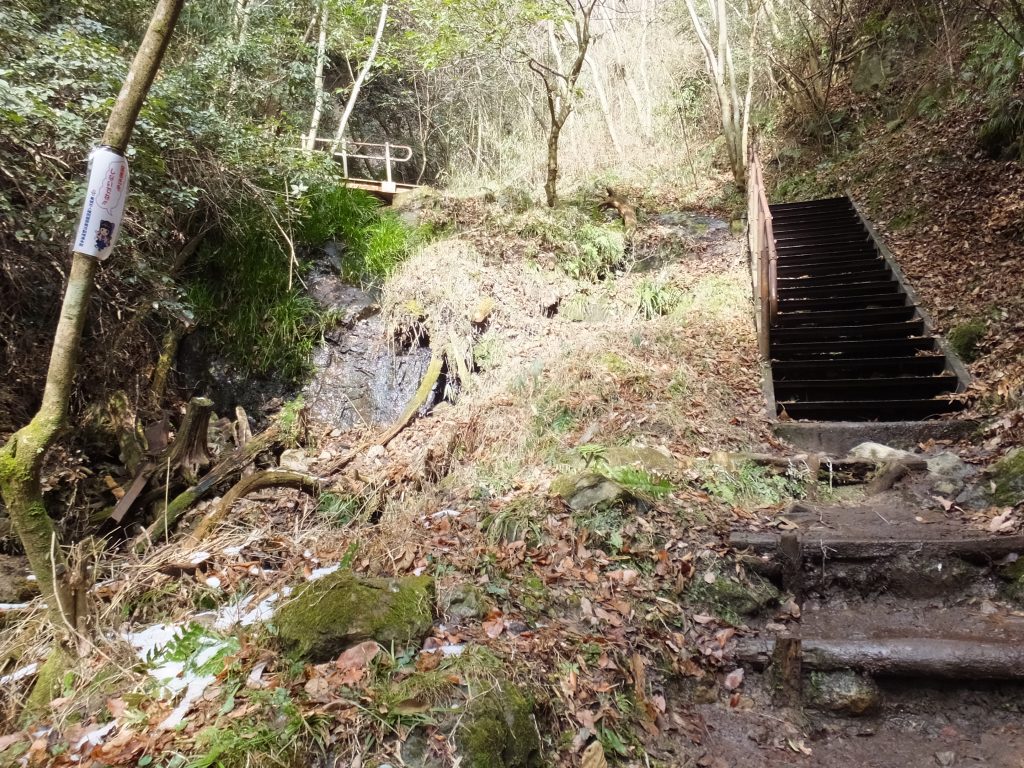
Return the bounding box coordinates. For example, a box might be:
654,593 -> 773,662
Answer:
747,144 -> 777,358
307,138 -> 414,190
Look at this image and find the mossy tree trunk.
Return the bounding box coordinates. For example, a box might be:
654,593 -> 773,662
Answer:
0,0 -> 184,673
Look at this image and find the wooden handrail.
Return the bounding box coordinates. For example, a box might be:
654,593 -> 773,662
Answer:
747,144 -> 777,359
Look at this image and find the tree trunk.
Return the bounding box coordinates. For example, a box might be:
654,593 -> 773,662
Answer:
0,0 -> 184,699
545,121 -> 561,208
302,3 -> 330,152
329,3 -> 390,155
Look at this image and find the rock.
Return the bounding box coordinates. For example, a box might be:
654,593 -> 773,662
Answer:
367,444 -> 386,460
0,555 -> 36,603
848,442 -> 915,463
807,671 -> 881,716
400,727 -> 446,768
440,583 -> 490,622
692,571 -> 780,618
455,683 -> 541,768
988,448 -> 1024,507
279,448 -> 310,472
275,570 -> 434,662
597,446 -> 676,476
927,452 -> 972,496
550,472 -> 627,510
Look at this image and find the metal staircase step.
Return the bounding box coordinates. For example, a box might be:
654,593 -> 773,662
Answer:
777,268 -> 892,287
778,293 -> 908,312
773,305 -> 918,327
777,398 -> 964,421
771,319 -> 925,344
777,280 -> 901,299
771,355 -> 948,380
771,337 -> 937,360
777,257 -> 885,278
773,375 -> 960,402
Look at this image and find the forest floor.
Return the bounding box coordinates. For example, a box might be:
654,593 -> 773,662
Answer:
0,174 -> 1022,768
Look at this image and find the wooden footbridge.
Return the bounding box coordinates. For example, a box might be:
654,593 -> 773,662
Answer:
747,149 -> 972,451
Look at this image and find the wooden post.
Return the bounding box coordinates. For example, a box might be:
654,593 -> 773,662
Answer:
771,636 -> 803,707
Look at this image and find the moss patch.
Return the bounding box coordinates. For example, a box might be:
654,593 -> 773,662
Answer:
989,448 -> 1024,507
688,570 -> 780,622
455,683 -> 541,768
946,319 -> 986,363
275,571 -> 434,662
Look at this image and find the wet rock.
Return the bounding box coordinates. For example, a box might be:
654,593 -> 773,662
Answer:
550,473 -> 626,510
997,556 -> 1024,606
440,583 -> 490,622
275,570 -> 433,662
455,683 -> 541,768
807,671 -> 881,716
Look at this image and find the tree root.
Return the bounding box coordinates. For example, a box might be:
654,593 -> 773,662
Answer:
137,424 -> 280,551
189,469 -> 321,542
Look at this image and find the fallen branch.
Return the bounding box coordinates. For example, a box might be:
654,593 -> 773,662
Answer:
189,469 -> 320,542
137,423 -> 280,550
376,348 -> 444,448
738,637 -> 1024,680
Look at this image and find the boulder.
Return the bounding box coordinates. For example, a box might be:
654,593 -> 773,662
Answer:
989,448 -> 1024,507
927,452 -> 972,496
455,683 -> 541,768
275,570 -> 433,662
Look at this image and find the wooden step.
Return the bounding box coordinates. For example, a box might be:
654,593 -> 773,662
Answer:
776,248 -> 881,265
771,320 -> 924,344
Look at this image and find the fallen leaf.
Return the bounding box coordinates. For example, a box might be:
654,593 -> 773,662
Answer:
724,668 -> 744,690
581,740 -> 608,768
336,641 -> 381,673
483,617 -> 505,639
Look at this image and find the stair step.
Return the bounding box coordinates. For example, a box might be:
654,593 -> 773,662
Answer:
777,280 -> 901,299
769,197 -> 851,213
771,337 -> 937,360
771,355 -> 948,380
778,293 -> 909,311
777,397 -> 963,421
773,375 -> 959,401
772,216 -> 861,232
777,258 -> 885,278
774,306 -> 918,327
772,320 -> 925,343
776,248 -> 880,265
777,268 -> 892,287
775,235 -> 870,250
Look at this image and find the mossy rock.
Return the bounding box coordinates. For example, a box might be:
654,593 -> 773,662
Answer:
455,683 -> 541,768
690,571 -> 780,619
550,472 -> 627,511
440,582 -> 490,622
989,448 -> 1024,507
275,570 -> 434,662
946,320 -> 986,363
807,671 -> 881,716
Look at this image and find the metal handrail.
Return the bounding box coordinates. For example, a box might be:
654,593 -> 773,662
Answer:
307,138 -> 413,183
747,143 -> 778,358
